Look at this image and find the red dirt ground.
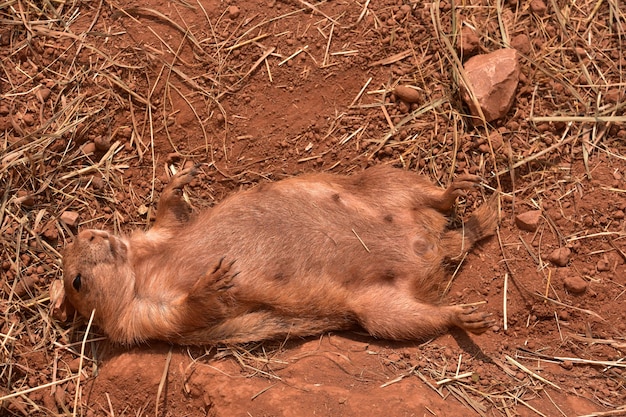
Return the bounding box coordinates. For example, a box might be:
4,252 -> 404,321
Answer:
1,0 -> 625,416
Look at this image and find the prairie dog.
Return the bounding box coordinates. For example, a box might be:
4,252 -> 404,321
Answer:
58,166 -> 498,345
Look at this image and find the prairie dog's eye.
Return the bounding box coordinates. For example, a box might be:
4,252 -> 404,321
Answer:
72,274 -> 82,291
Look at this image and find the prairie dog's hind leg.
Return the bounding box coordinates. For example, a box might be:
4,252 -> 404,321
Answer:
154,165 -> 199,230
429,174 -> 483,212
440,195 -> 499,260
352,291 -> 494,340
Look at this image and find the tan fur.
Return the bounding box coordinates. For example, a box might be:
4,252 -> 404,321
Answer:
60,166 -> 498,345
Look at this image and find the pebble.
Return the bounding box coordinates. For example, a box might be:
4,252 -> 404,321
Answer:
547,247 -> 571,267
227,5 -> 240,19
81,142 -> 96,155
60,211 -> 80,227
393,85 -> 422,103
22,113 -> 35,126
510,33 -> 531,55
597,256 -> 611,272
37,87 -> 51,102
530,0 -> 547,15
564,275 -> 588,294
560,360 -> 573,370
94,136 -> 111,152
17,190 -> 35,207
0,105 -> 10,116
515,210 -> 542,232
458,26 -> 480,56
14,275 -> 38,297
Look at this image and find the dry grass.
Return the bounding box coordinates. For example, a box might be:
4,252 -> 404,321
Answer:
1,0 -> 625,415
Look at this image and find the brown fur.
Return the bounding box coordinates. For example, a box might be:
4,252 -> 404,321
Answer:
60,166 -> 498,345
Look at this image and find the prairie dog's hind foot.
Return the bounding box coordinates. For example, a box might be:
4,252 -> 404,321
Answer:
154,165 -> 201,229
435,174 -> 483,212
450,304 -> 495,334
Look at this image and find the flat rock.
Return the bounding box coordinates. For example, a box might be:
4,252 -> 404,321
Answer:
515,210 -> 542,232
564,275 -> 588,294
461,48 -> 520,123
547,247 -> 571,267
60,210 -> 80,227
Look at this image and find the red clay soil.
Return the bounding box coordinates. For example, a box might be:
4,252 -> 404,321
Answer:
1,0 -> 625,416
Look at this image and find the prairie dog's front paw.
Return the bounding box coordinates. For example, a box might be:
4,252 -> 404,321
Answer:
206,258 -> 237,292
166,165 -> 200,194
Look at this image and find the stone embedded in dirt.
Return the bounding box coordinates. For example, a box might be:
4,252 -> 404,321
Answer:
613,209 -> 624,220
60,210 -> 80,227
461,49 -> 521,123
596,256 -> 611,272
393,85 -> 421,103
510,33 -> 531,55
0,104 -> 9,116
227,5 -> 240,19
560,360 -> 573,370
564,275 -> 588,294
458,26 -> 480,57
547,247 -> 571,267
530,0 -> 548,15
515,210 -> 542,232
94,136 -> 111,151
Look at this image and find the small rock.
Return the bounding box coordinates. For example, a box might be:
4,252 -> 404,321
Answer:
393,85 -> 422,103
458,26 -> 480,57
613,210 -> 624,220
16,190 -> 35,207
42,225 -> 58,241
22,113 -> 35,126
564,275 -> 588,294
14,275 -> 38,297
547,247 -> 571,267
227,5 -> 240,19
510,33 -> 531,55
515,210 -> 542,232
461,49 -> 521,123
530,0 -> 547,15
81,142 -> 96,155
37,87 -> 51,102
597,256 -> 611,272
0,104 -> 10,115
60,211 -> 80,227
90,175 -> 104,190
560,360 -> 573,370
94,136 -> 111,152
557,310 -> 569,321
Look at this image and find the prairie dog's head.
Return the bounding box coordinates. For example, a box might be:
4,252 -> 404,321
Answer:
62,229 -> 134,325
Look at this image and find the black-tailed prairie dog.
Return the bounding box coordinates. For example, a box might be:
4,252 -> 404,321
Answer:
57,165 -> 498,345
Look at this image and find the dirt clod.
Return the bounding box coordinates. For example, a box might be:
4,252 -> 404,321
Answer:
547,247 -> 571,267
515,210 -> 542,232
564,275 -> 588,294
